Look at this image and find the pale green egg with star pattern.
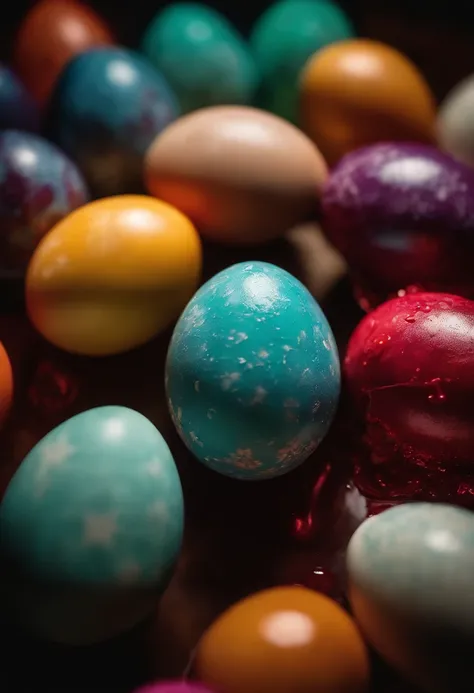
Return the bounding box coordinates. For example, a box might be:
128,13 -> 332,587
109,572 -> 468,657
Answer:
0,405 -> 184,645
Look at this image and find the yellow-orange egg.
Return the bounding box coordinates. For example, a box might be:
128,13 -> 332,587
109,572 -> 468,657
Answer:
300,39 -> 436,165
26,196 -> 202,356
195,586 -> 369,693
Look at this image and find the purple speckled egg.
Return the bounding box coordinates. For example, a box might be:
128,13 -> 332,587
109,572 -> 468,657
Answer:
0,130 -> 88,274
133,683 -> 215,693
0,64 -> 40,132
321,142 -> 474,311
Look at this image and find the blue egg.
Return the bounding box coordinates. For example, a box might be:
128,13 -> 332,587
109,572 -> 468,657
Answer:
48,47 -> 179,196
0,406 -> 184,644
0,64 -> 40,132
0,130 -> 88,274
166,261 -> 340,480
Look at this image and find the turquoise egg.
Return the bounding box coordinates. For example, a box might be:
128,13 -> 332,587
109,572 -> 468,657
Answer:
347,503 -> 474,693
250,0 -> 354,122
141,3 -> 259,113
166,261 -> 340,480
0,406 -> 184,645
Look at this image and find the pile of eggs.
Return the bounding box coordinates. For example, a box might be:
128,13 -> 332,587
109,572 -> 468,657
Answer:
0,0 -> 474,692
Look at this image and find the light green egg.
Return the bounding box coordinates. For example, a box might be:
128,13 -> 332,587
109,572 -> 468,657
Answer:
250,0 -> 354,122
141,2 -> 260,113
0,406 -> 184,645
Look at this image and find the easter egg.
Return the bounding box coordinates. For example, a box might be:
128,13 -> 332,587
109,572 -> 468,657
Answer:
26,195 -> 202,356
13,0 -> 114,106
48,47 -> 179,196
134,684 -> 215,693
145,106 -> 327,244
195,586 -> 369,693
321,142 -> 474,310
166,261 -> 340,480
438,73 -> 474,169
344,292 -> 474,504
141,3 -> 259,113
0,131 -> 88,274
347,502 -> 474,693
0,64 -> 39,132
300,39 -> 436,165
250,0 -> 354,123
0,341 -> 13,427
0,405 -> 184,644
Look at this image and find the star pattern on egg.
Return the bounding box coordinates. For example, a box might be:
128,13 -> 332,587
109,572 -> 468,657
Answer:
83,512 -> 118,547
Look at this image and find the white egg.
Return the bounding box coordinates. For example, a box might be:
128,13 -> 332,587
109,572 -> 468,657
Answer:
438,74 -> 474,169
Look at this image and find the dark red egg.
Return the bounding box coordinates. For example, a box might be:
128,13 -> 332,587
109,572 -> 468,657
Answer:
13,0 -> 114,107
344,292 -> 474,505
322,142 -> 474,311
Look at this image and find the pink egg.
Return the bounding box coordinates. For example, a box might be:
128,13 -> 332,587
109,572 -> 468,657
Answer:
133,682 -> 215,693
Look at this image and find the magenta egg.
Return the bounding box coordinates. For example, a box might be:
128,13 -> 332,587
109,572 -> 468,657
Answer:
344,291 -> 474,506
321,142 -> 474,311
133,683 -> 215,693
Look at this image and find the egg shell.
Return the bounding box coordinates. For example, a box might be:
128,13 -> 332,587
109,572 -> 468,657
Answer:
250,0 -> 354,123
0,405 -> 184,644
347,502 -> 474,693
0,130 -> 89,274
195,586 -> 370,693
48,47 -> 179,197
0,64 -> 40,132
344,292 -> 474,501
300,39 -> 436,165
0,341 -> 13,427
133,683 -> 216,693
26,195 -> 202,356
321,142 -> 474,310
438,73 -> 474,169
13,0 -> 114,106
141,3 -> 259,113
145,105 -> 327,244
166,261 -> 340,480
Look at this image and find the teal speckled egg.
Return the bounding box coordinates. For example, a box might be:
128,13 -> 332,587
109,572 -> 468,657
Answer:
250,0 -> 354,122
0,406 -> 184,645
166,261 -> 340,480
141,3 -> 259,113
347,503 -> 474,693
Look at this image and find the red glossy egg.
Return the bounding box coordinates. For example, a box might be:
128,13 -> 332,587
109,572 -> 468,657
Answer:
344,292 -> 474,505
13,0 -> 114,106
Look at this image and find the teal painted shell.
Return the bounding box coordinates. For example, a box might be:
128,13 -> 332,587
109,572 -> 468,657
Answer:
0,406 -> 184,643
166,261 -> 340,480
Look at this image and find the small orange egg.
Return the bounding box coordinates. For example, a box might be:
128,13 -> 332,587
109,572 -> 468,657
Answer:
0,342 -> 13,427
195,586 -> 370,693
25,195 -> 202,356
300,39 -> 436,165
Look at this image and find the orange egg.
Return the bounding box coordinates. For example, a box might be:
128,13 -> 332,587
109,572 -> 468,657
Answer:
195,586 -> 370,693
0,342 -> 13,427
13,0 -> 114,106
25,195 -> 202,356
300,39 -> 436,165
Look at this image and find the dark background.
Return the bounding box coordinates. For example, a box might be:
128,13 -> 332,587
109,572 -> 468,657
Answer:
1,0 -> 474,100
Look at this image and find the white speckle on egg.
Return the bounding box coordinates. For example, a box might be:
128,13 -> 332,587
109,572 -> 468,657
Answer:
38,435 -> 75,472
189,431 -> 204,446
323,339 -> 331,350
148,500 -> 169,522
207,408 -> 216,419
221,372 -> 240,390
238,357 -> 247,364
194,381 -> 200,392
146,458 -> 163,477
258,349 -> 269,358
117,561 -> 142,584
235,332 -> 248,344
83,513 -> 118,547
283,344 -> 293,352
251,386 -> 267,405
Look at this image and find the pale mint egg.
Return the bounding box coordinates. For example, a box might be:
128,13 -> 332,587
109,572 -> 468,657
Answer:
347,502 -> 474,693
0,406 -> 184,645
166,261 -> 340,480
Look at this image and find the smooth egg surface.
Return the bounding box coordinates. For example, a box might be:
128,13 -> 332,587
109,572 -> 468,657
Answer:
26,195 -> 202,356
142,2 -> 259,113
438,73 -> 474,169
166,261 -> 340,479
195,586 -> 370,693
145,105 -> 327,244
347,502 -> 474,693
0,406 -> 184,644
0,64 -> 39,131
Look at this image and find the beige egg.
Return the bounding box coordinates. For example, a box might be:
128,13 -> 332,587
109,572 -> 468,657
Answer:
144,106 -> 327,245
